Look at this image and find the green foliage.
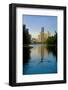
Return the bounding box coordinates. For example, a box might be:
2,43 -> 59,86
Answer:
23,24 -> 31,45
46,32 -> 57,45
46,45 -> 57,58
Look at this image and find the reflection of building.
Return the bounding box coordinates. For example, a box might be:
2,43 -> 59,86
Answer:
31,45 -> 49,62
38,46 -> 49,60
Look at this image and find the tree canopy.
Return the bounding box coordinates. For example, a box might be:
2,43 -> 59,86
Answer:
46,32 -> 57,45
23,24 -> 31,45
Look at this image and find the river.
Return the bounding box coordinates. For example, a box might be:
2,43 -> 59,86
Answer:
23,44 -> 57,75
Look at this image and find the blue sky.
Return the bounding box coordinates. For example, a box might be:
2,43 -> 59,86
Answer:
23,15 -> 57,38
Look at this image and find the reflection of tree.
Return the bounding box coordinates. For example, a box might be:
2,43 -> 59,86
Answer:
23,47 -> 31,64
23,24 -> 31,64
46,31 -> 57,59
39,45 -> 57,63
46,45 -> 57,59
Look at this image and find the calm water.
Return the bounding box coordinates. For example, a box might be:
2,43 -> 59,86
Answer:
23,44 -> 57,75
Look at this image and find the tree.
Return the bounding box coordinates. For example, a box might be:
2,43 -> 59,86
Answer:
46,32 -> 57,45
23,24 -> 31,45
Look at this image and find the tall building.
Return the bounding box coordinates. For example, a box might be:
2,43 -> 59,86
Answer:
41,27 -> 45,43
41,27 -> 44,32
38,27 -> 49,42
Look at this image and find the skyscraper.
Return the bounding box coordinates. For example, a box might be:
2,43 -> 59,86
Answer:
41,27 -> 44,43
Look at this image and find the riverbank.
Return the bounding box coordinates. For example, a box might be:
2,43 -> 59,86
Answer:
23,44 -> 56,47
23,45 -> 33,49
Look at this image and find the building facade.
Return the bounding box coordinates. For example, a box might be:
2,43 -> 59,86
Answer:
38,27 -> 49,43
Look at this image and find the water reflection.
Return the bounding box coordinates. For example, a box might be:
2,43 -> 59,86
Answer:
46,45 -> 57,59
23,44 -> 57,75
40,46 -> 44,62
23,47 -> 31,63
38,45 -> 49,62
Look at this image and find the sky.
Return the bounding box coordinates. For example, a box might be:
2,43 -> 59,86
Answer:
23,15 -> 57,38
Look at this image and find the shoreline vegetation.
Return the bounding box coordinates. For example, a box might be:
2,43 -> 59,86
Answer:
23,45 -> 33,49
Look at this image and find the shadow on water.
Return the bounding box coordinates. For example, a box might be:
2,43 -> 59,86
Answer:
46,45 -> 57,60
23,47 -> 31,64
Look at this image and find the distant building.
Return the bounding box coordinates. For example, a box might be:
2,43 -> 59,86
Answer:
31,27 -> 55,43
41,27 -> 45,42
38,27 -> 49,42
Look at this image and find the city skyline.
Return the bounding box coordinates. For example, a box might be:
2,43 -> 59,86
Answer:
23,15 -> 57,38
